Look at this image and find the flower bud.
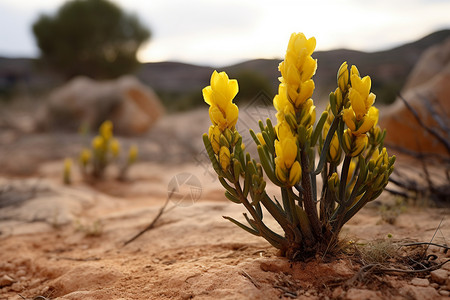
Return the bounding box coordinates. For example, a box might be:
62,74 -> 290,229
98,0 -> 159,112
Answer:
288,161 -> 302,186
128,145 -> 138,164
219,146 -> 231,171
337,61 -> 349,92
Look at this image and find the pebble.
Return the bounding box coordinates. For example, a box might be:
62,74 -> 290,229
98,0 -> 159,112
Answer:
0,274 -> 15,287
10,282 -> 23,292
430,269 -> 448,285
439,290 -> 449,297
411,277 -> 429,287
430,283 -> 439,289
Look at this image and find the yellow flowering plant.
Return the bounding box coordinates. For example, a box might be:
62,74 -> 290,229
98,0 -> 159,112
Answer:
202,33 -> 395,260
77,120 -> 138,180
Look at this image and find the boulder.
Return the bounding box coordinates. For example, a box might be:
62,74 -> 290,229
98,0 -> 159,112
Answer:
39,75 -> 164,135
380,38 -> 450,155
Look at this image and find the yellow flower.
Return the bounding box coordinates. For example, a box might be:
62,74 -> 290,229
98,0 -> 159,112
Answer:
288,161 -> 302,186
110,138 -> 121,157
348,70 -> 376,120
256,132 -> 266,146
337,61 -> 349,92
219,146 -> 231,171
368,106 -> 379,127
79,148 -> 91,166
278,33 -> 317,108
64,158 -> 72,172
274,130 -> 300,186
342,106 -> 376,136
203,71 -> 239,131
99,120 -> 113,141
342,129 -> 368,157
273,84 -> 295,119
299,99 -> 316,128
329,134 -> 341,162
128,145 -> 138,164
346,159 -> 357,185
92,135 -> 104,150
208,125 -> 221,154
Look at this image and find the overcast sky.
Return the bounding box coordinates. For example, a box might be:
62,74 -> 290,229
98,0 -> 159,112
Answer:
0,0 -> 449,67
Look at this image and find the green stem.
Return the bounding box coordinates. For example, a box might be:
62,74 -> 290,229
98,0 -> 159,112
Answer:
300,150 -> 321,237
312,116 -> 340,175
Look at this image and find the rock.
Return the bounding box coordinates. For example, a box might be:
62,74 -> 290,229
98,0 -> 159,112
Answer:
39,75 -> 164,135
430,283 -> 439,289
430,269 -> 448,285
411,277 -> 429,287
440,290 -> 450,297
0,274 -> 15,287
332,287 -> 344,299
400,286 -> 440,300
380,38 -> 450,155
0,178 -> 108,235
345,288 -> 382,300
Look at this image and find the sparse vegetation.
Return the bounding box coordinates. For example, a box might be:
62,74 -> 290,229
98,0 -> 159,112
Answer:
202,33 -> 395,260
64,120 -> 138,181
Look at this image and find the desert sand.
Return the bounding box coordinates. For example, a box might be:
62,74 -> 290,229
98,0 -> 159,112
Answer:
1,108 -> 449,300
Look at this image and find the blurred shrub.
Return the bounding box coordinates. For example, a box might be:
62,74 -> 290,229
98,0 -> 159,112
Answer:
32,0 -> 150,79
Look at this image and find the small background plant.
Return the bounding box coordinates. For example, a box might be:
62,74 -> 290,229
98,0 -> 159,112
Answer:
202,33 -> 395,260
63,120 -> 138,182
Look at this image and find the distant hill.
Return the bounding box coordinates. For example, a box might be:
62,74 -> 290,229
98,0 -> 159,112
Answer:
1,29 -> 449,108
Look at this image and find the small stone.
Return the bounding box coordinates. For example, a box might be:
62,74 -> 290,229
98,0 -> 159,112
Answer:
0,274 -> 15,287
430,269 -> 448,285
442,263 -> 450,272
346,288 -> 382,300
16,269 -> 26,277
10,282 -> 23,292
430,283 -> 439,289
411,277 -> 429,287
332,287 -> 344,299
439,290 -> 449,297
400,286 -> 440,300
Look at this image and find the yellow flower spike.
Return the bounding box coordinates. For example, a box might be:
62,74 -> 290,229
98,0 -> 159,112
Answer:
110,138 -> 121,157
288,161 -> 302,186
92,135 -> 104,150
79,148 -> 91,166
219,146 -> 231,171
208,125 -> 221,154
63,158 -> 72,184
256,132 -> 266,146
128,144 -> 138,164
203,70 -> 239,131
337,61 -> 349,92
99,120 -> 113,141
64,158 -> 72,172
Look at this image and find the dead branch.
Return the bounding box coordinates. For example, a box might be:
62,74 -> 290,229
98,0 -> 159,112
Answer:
123,188 -> 175,246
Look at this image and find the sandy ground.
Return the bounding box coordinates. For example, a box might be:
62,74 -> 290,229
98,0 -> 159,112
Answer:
1,108 -> 449,299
